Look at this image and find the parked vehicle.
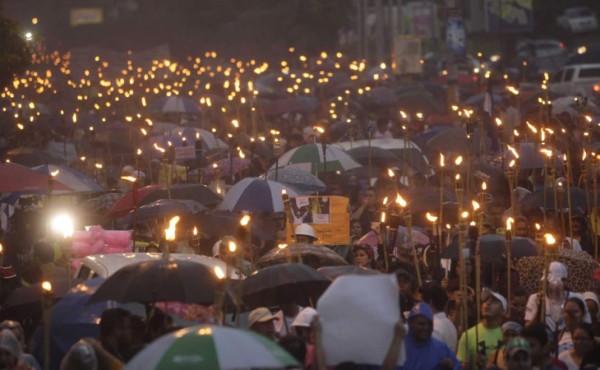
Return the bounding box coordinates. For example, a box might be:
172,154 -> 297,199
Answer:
548,63 -> 600,97
557,7 -> 598,33
516,39 -> 569,75
75,252 -> 243,280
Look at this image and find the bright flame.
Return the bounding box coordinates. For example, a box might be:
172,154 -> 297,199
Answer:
396,194 -> 407,208
509,159 -> 516,168
461,211 -> 469,219
506,217 -> 514,231
228,241 -> 237,253
540,148 -> 553,158
51,213 -> 74,238
278,243 -> 288,249
400,111 -> 407,119
120,176 -> 137,183
240,215 -> 251,226
544,233 -> 556,246
455,156 -> 463,166
526,121 -> 538,134
535,223 -> 541,231
482,182 -> 487,191
387,168 -> 395,177
426,212 -> 438,222
214,266 -> 225,279
495,118 -> 502,127
440,153 -> 445,167
507,145 -> 520,159
50,170 -> 60,177
583,149 -> 587,161
193,226 -> 198,236
380,212 -> 386,223
472,200 -> 480,211
382,196 -> 388,205
164,216 -> 180,241
41,281 -> 52,292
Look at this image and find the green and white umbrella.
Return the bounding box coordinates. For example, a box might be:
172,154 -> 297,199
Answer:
124,325 -> 299,370
273,143 -> 362,174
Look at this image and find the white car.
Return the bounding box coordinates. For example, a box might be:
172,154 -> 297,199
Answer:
548,63 -> 600,97
75,253 -> 243,280
557,7 -> 598,33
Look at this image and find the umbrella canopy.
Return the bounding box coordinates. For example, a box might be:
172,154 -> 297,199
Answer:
138,183 -> 223,208
462,92 -> 503,107
256,244 -> 349,268
346,146 -> 400,168
317,265 -> 380,280
503,142 -> 563,170
150,96 -> 201,114
88,258 -> 221,305
32,164 -> 104,193
5,147 -> 63,167
521,186 -> 588,213
218,177 -> 297,213
551,96 -> 596,116
0,163 -> 72,193
3,279 -> 71,310
363,87 -> 397,106
202,157 -> 252,182
441,235 -> 537,260
396,91 -> 442,114
515,249 -> 600,294
426,128 -> 490,156
106,184 -> 165,218
266,167 -> 327,194
124,325 -> 299,370
131,199 -> 206,224
258,96 -> 320,116
274,144 -> 362,174
242,263 -> 331,308
167,126 -> 227,151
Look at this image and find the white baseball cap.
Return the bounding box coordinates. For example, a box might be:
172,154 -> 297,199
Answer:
291,307 -> 318,328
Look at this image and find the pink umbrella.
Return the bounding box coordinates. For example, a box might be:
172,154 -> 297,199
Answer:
0,163 -> 72,193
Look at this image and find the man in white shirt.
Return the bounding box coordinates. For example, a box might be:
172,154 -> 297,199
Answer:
420,280 -> 458,352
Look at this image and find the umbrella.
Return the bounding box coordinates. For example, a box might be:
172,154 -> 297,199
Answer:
31,278 -> 122,370
167,126 -> 227,151
0,163 -> 72,193
88,258 -> 221,305
256,244 -> 349,268
202,157 -> 252,181
150,96 -> 201,114
82,192 -> 122,214
317,265 -> 380,280
521,186 -> 588,212
2,279 -> 71,310
242,263 -> 330,308
441,235 -> 537,260
426,127 -> 491,155
274,144 -> 362,174
194,210 -> 242,239
346,146 -> 400,167
515,248 -> 600,294
131,199 -> 206,224
258,96 -> 320,116
106,184 -> 165,218
503,142 -> 563,170
396,91 -> 442,114
363,87 -> 397,106
462,92 -> 503,107
217,177 -> 298,213
138,184 -> 223,208
402,187 -> 457,213
124,325 -> 299,370
5,147 -> 63,167
266,167 -> 326,194
32,164 -> 104,193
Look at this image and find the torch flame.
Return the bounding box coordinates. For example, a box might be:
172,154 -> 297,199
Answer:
214,266 -> 225,279
396,194 -> 407,208
472,200 -> 480,211
193,226 -> 198,236
240,215 -> 251,226
482,181 -> 487,191
507,145 -> 520,159
387,168 -> 395,177
544,233 -> 556,246
506,217 -> 514,231
440,153 -> 445,167
380,212 -> 386,223
382,196 -> 388,205
583,149 -> 587,161
526,121 -> 538,134
535,223 -> 541,231
426,212 -> 438,222
278,243 -> 288,249
164,216 -> 180,241
455,156 -> 463,166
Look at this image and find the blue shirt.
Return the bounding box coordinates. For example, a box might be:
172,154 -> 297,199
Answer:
402,333 -> 460,370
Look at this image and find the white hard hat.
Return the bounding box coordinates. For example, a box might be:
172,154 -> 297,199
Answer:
291,307 -> 318,328
295,223 -> 317,240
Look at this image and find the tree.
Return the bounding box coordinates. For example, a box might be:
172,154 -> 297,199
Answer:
0,1 -> 30,89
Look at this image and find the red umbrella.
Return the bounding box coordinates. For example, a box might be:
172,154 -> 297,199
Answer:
106,184 -> 165,218
0,163 -> 72,193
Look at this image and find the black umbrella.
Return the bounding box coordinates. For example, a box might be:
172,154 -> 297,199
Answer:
441,235 -> 537,260
521,186 -> 588,212
347,146 -> 400,167
129,199 -> 206,224
256,244 -> 349,268
242,263 -> 331,308
88,258 -> 221,305
5,148 -> 63,167
138,183 -> 222,207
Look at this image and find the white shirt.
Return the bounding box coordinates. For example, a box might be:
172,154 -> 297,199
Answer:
432,311 -> 458,352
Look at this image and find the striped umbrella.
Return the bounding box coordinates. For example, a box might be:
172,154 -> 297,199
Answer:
150,96 -> 200,114
218,177 -> 297,213
273,144 -> 362,174
124,325 -> 298,370
32,164 -> 104,193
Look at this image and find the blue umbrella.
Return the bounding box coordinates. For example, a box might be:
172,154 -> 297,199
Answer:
149,96 -> 201,114
32,278 -> 121,370
218,177 -> 298,213
32,164 -> 104,193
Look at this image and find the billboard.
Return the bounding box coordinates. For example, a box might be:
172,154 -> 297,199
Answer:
286,195 -> 350,245
484,0 -> 534,33
392,35 -> 422,75
70,8 -> 104,27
